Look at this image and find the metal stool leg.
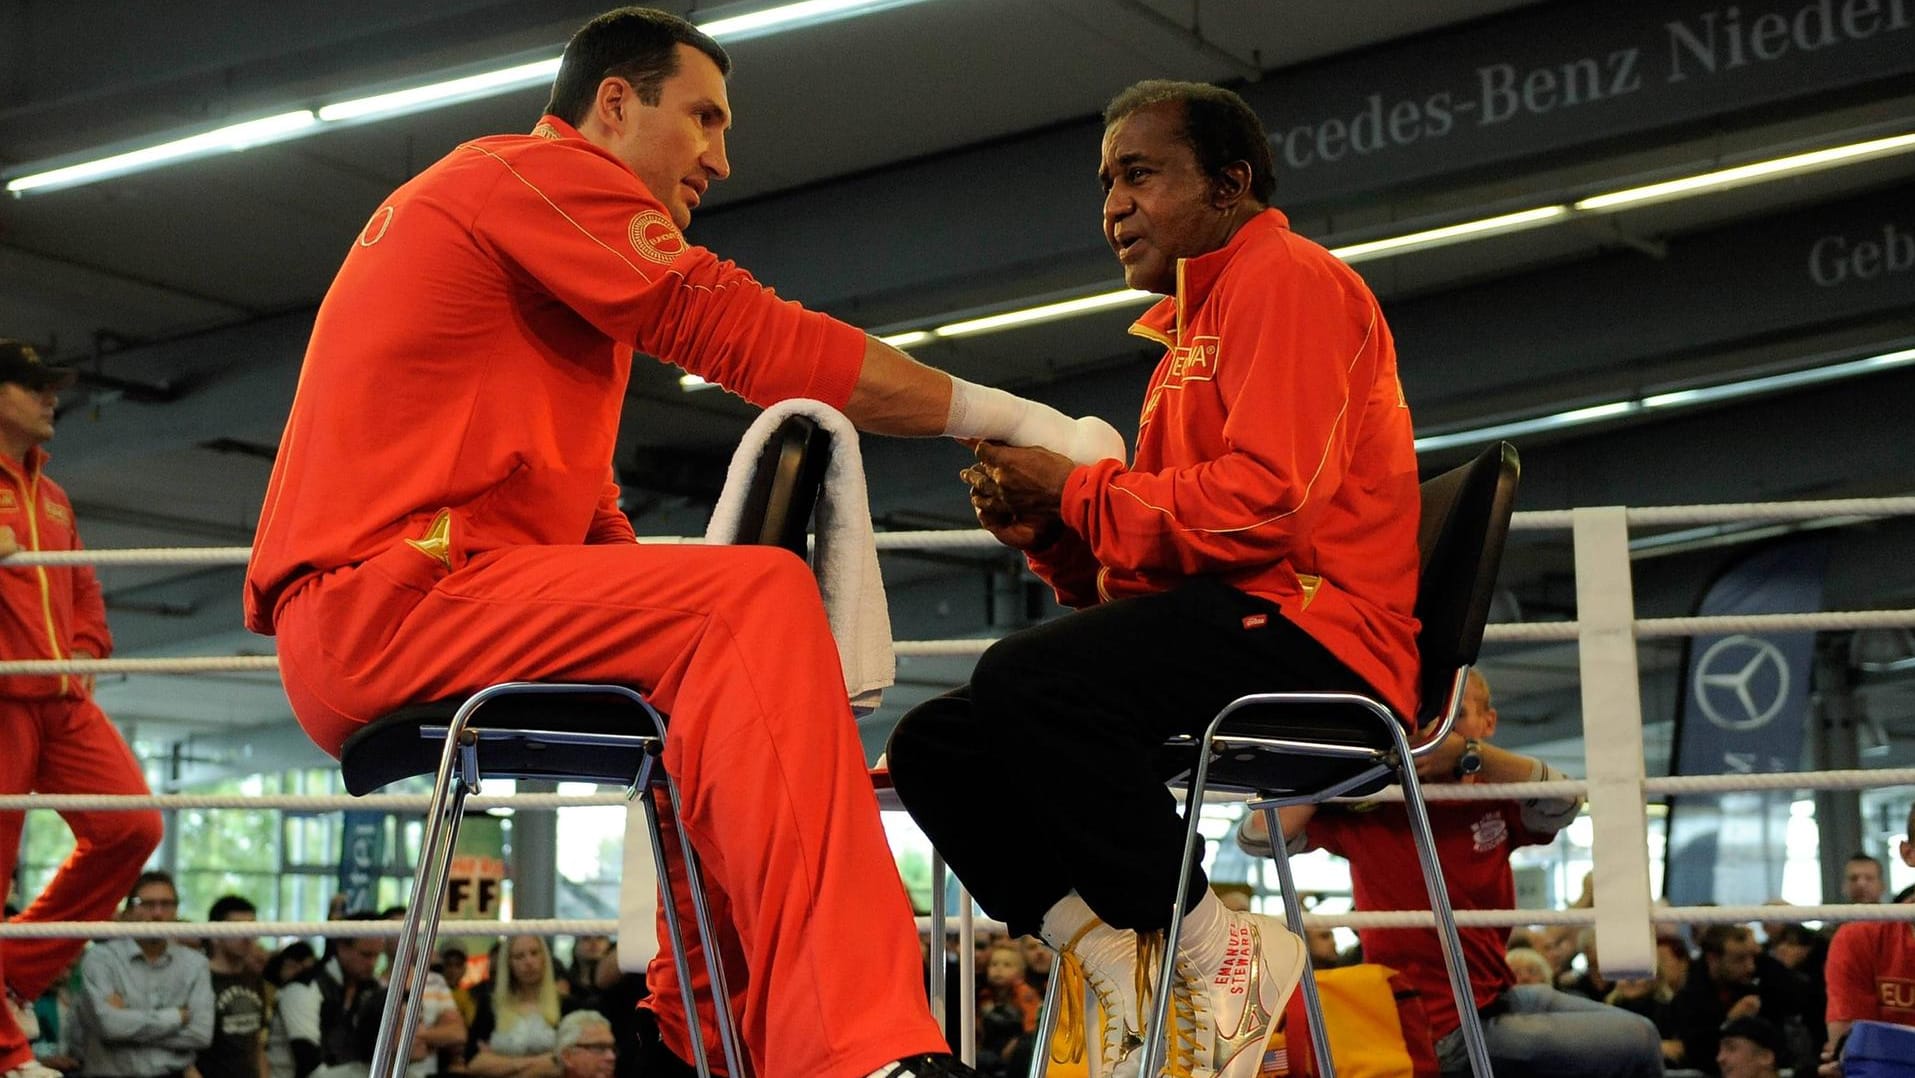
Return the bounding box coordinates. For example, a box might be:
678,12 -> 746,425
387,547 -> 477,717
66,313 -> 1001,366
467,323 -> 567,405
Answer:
371,710 -> 481,1078
642,786 -> 719,1078
1025,954 -> 1062,1078
1142,726 -> 1226,1078
929,852 -> 948,1040
1260,803 -> 1336,1078
658,772 -> 750,1078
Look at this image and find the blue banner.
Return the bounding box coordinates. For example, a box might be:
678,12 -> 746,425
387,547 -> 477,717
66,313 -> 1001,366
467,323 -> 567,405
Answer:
337,810 -> 387,914
1665,539 -> 1830,906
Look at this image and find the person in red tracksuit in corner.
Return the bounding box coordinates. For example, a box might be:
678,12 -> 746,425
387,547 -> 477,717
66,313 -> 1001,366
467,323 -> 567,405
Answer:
886,81 -> 1424,1078
0,339 -> 165,1078
242,8 -> 1125,1078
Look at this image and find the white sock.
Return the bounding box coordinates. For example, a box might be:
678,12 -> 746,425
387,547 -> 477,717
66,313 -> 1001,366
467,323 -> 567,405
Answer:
1038,892 -> 1099,950
1178,889 -> 1233,971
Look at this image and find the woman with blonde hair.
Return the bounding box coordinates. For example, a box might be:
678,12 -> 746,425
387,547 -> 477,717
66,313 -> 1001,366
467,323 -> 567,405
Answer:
467,935 -> 565,1078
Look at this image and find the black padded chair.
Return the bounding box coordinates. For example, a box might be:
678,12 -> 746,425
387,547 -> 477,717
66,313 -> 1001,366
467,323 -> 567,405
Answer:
1114,442 -> 1520,1078
340,414 -> 832,1078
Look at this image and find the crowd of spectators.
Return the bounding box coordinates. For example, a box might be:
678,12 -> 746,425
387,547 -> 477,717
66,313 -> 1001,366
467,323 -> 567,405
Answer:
8,806 -> 1911,1078
10,885 -> 642,1078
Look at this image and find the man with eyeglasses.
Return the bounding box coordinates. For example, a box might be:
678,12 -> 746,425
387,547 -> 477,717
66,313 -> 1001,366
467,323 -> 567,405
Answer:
72,871 -> 214,1078
554,1012 -> 617,1078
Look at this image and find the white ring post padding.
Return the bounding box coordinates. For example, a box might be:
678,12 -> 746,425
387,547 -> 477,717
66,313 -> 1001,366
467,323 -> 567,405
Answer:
1574,506 -> 1657,980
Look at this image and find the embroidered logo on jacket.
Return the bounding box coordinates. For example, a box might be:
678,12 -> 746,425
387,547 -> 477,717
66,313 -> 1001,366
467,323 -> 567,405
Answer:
628,210 -> 687,265
0,490 -> 15,513
1140,336 -> 1219,425
1470,813 -> 1508,853
44,501 -> 70,526
358,206 -> 395,247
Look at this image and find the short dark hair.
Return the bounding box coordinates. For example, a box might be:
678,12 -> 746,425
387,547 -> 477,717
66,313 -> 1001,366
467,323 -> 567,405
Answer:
328,910 -> 386,951
126,870 -> 176,906
1698,923 -> 1754,957
1770,923 -> 1820,949
208,894 -> 257,922
1103,80 -> 1276,205
1847,853 -> 1883,868
544,7 -> 730,126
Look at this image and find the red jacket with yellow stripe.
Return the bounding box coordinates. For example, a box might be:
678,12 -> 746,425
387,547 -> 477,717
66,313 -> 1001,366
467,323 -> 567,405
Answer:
0,448 -> 111,700
243,116 -> 866,631
1027,209 -> 1422,720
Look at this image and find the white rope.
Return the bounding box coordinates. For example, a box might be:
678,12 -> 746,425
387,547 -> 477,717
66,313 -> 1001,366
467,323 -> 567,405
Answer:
1332,768 -> 1915,804
0,494 -> 1908,570
1511,497 -> 1915,531
25,606 -> 1899,674
0,547 -> 254,567
0,918 -> 619,940
1303,903 -> 1915,931
7,768 -> 1911,813
0,792 -> 636,811
0,655 -> 280,675
6,904 -> 1909,939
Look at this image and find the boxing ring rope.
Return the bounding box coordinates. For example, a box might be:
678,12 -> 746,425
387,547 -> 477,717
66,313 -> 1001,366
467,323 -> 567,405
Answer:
0,607 -> 1913,676
3,493 -> 1914,569
4,903 -> 1913,941
5,497 -> 1915,994
5,766 -> 1914,813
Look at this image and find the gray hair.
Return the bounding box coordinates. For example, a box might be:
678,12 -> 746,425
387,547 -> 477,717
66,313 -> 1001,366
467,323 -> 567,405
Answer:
555,1010 -> 613,1054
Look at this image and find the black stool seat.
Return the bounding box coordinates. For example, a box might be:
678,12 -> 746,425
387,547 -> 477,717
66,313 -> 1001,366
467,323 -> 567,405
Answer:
1160,695 -> 1399,799
340,688 -> 664,795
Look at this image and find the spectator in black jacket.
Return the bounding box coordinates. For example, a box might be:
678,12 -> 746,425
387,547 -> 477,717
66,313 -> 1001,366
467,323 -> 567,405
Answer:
1669,925 -> 1811,1075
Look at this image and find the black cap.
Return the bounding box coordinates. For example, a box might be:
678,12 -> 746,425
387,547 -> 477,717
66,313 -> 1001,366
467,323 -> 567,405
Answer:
1719,1015 -> 1785,1057
0,340 -> 78,392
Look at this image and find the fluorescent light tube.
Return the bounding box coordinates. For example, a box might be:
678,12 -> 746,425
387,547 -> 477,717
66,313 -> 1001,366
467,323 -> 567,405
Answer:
6,111 -> 318,194
678,374 -> 720,391
1330,206 -> 1570,262
1416,345 -> 1915,453
879,330 -> 934,349
1414,400 -> 1641,452
1641,347 -> 1915,408
701,0 -> 926,39
1575,132 -> 1915,211
935,289 -> 1155,338
319,58 -> 561,123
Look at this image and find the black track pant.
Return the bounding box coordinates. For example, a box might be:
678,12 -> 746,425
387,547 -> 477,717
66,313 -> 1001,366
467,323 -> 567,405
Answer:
887,578 -> 1381,937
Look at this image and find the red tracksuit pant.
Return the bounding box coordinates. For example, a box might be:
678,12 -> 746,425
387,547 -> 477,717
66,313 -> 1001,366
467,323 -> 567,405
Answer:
273,540 -> 945,1078
0,695 -> 164,1071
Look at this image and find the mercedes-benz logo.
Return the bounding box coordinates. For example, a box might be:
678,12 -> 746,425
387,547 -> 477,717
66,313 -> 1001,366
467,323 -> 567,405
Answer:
1694,634 -> 1791,732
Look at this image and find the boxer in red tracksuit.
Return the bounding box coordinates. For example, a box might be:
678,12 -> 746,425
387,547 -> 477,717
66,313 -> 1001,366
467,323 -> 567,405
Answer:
0,340 -> 164,1078
241,11 -> 1115,1078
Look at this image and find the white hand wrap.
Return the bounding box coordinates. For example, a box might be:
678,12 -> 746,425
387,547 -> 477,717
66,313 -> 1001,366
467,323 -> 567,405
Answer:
944,377 -> 1126,465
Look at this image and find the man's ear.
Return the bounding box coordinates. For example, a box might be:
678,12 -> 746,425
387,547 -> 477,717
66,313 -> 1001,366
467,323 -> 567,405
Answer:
1211,160 -> 1253,209
594,77 -> 630,127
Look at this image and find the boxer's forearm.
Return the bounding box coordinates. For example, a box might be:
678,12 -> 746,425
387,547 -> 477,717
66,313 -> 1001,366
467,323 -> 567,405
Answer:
841,336 -> 953,436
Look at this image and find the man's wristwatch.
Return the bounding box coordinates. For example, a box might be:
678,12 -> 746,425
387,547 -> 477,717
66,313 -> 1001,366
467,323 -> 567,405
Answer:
1453,737 -> 1484,780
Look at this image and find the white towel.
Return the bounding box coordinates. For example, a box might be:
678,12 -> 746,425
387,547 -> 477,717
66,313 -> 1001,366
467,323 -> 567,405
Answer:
703,398 -> 895,710
619,399 -> 893,973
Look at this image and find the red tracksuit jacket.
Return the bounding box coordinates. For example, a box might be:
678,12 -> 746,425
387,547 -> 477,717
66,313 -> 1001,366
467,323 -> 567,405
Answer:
244,116 -> 866,632
0,449 -> 111,699
1028,210 -> 1422,720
